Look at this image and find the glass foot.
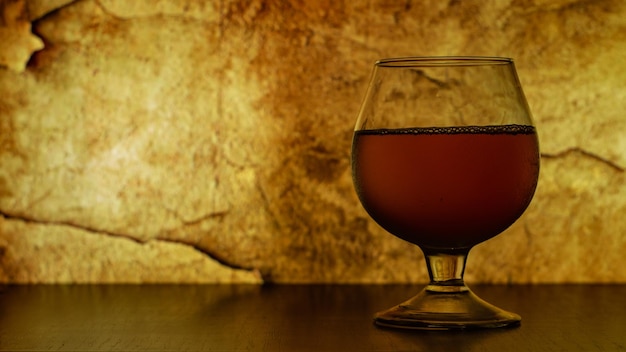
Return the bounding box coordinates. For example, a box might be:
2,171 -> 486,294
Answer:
374,285 -> 521,330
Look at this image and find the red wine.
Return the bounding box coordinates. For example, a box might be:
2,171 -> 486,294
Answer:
352,125 -> 539,250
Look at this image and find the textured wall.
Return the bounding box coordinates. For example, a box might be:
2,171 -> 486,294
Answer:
0,0 -> 624,283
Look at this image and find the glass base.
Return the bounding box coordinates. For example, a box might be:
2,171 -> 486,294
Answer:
374,285 -> 521,330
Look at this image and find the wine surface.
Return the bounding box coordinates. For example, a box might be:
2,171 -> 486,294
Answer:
352,124 -> 539,250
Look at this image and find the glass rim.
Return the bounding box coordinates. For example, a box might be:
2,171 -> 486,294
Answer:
375,56 -> 513,67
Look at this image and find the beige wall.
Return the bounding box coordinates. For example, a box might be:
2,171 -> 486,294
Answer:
0,0 -> 624,283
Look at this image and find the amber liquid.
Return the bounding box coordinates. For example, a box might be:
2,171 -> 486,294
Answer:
352,125 -> 539,250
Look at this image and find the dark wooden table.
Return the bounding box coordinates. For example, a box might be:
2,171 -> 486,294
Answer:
0,284 -> 624,351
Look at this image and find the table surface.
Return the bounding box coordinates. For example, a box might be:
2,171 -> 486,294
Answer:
0,284 -> 625,351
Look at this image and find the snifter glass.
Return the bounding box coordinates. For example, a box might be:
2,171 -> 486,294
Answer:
351,57 -> 539,330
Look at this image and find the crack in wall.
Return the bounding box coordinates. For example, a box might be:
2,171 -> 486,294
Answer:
541,148 -> 624,172
1,211 -> 133,240
0,211 -> 260,278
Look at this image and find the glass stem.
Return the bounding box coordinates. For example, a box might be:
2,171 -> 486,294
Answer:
423,249 -> 470,293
